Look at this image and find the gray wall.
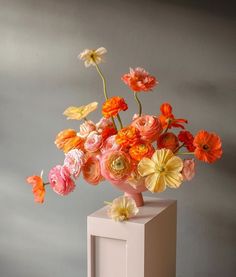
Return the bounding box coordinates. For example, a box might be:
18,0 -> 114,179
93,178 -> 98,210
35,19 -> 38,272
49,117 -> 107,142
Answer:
0,0 -> 235,276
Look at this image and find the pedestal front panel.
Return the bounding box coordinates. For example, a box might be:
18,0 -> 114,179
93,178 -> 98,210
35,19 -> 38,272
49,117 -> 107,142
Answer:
87,197 -> 177,277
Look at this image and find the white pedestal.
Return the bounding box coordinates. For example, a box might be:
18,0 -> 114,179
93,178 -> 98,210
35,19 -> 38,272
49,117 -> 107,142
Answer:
87,197 -> 177,277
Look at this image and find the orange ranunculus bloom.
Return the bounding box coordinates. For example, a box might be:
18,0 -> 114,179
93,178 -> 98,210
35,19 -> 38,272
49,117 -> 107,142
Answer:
55,129 -> 84,153
26,175 -> 45,203
121,67 -> 158,92
193,130 -> 222,163
102,96 -> 128,118
129,142 -> 154,162
116,126 -> 141,148
158,103 -> 187,129
157,132 -> 179,152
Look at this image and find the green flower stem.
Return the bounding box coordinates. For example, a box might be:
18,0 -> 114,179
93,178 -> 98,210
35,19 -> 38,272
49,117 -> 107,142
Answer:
44,182 -> 50,186
104,201 -> 112,205
117,114 -> 123,129
94,62 -> 108,100
111,117 -> 117,131
134,92 -> 142,116
176,152 -> 194,155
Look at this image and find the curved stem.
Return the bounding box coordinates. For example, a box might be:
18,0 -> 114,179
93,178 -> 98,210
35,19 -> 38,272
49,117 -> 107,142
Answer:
134,92 -> 142,116
174,143 -> 185,153
117,114 -> 123,129
104,201 -> 112,205
176,152 -> 194,155
111,117 -> 117,131
94,62 -> 108,100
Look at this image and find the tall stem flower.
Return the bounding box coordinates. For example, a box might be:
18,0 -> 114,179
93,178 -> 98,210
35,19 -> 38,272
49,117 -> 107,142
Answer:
134,92 -> 142,116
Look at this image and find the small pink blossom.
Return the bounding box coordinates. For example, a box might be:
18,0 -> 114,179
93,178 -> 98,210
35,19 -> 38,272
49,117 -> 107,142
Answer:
64,149 -> 85,178
182,159 -> 196,181
48,165 -> 75,196
96,117 -> 113,133
82,155 -> 103,185
84,131 -> 103,152
100,135 -> 121,154
78,120 -> 96,138
131,115 -> 162,142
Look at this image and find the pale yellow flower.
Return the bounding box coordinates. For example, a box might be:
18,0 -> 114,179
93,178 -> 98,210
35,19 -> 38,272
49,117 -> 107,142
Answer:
107,196 -> 139,222
78,47 -> 107,67
63,102 -> 98,120
138,149 -> 183,193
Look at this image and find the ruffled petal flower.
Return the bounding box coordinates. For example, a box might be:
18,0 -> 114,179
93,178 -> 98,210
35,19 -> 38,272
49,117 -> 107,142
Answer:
64,149 -> 86,178
82,155 -> 103,185
102,96 -> 128,118
26,175 -> 45,203
182,159 -> 196,181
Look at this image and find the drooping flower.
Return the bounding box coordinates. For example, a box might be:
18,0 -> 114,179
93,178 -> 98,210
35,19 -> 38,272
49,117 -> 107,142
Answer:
157,132 -> 179,152
100,135 -> 122,154
78,47 -> 107,67
131,115 -> 162,142
84,131 -> 103,153
26,175 -> 45,203
100,150 -> 133,184
96,117 -> 114,133
63,102 -> 98,120
121,67 -> 158,92
64,149 -> 86,178
182,159 -> 196,181
102,96 -> 128,118
193,130 -> 222,163
78,120 -> 96,138
178,130 -> 195,152
48,165 -> 76,196
138,149 -> 183,193
158,103 -> 188,130
55,129 -> 84,153
107,196 -> 139,221
115,126 -> 140,148
82,155 -> 103,185
129,142 -> 154,162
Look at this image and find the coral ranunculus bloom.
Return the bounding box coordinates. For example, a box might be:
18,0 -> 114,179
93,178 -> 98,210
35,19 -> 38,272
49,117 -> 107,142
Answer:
26,175 -> 45,203
82,155 -> 103,185
193,130 -> 222,163
121,67 -> 158,92
129,143 -> 154,162
158,103 -> 188,129
157,132 -> 179,152
115,126 -> 141,148
55,129 -> 84,153
102,96 -> 128,118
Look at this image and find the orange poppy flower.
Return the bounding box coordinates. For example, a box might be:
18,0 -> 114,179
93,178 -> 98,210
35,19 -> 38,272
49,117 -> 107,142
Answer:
178,130 -> 195,152
116,126 -> 140,148
129,142 -> 154,162
157,132 -> 179,152
26,175 -> 45,203
158,103 -> 187,129
193,130 -> 222,163
55,129 -> 84,153
102,96 -> 128,118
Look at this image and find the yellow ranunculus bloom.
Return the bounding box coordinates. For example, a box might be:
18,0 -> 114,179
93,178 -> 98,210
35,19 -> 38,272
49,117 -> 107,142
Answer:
138,149 -> 183,193
63,102 -> 98,120
107,196 -> 139,222
78,47 -> 107,67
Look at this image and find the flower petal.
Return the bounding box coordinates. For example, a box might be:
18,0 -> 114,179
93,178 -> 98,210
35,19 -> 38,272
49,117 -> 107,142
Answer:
138,157 -> 156,176
145,173 -> 166,193
165,172 -> 183,188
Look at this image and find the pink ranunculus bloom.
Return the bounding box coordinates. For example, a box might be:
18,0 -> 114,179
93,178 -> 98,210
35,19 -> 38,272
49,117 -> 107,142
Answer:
100,150 -> 133,185
100,135 -> 121,154
131,115 -> 162,142
96,117 -> 114,133
82,155 -> 103,185
182,159 -> 196,181
84,131 -> 103,152
48,165 -> 75,196
78,120 -> 96,138
64,149 -> 85,178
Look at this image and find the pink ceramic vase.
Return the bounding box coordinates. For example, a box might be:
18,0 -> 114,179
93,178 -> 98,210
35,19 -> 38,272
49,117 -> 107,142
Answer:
110,181 -> 147,207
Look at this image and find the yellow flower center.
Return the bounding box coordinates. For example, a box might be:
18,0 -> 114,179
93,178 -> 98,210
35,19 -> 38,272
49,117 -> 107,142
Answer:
155,164 -> 166,173
112,157 -> 125,171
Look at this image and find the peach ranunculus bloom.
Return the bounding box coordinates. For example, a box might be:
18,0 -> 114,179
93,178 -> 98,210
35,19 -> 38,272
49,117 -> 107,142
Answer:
131,115 -> 162,142
78,120 -> 96,138
100,150 -> 133,185
78,47 -> 107,67
157,132 -> 179,152
48,165 -> 76,196
64,149 -> 86,178
182,159 -> 196,181
84,131 -> 103,153
121,67 -> 158,92
100,135 -> 121,154
26,175 -> 45,204
107,196 -> 139,221
82,155 -> 103,185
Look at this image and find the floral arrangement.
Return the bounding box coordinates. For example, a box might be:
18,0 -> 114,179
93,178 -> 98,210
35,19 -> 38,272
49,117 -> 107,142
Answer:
27,47 -> 223,221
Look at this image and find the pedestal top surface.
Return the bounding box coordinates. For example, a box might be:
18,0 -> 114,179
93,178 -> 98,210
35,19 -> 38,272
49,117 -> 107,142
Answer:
88,197 -> 176,225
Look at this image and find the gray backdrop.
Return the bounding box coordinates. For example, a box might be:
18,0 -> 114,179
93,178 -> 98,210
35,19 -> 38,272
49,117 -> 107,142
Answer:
0,0 -> 235,276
